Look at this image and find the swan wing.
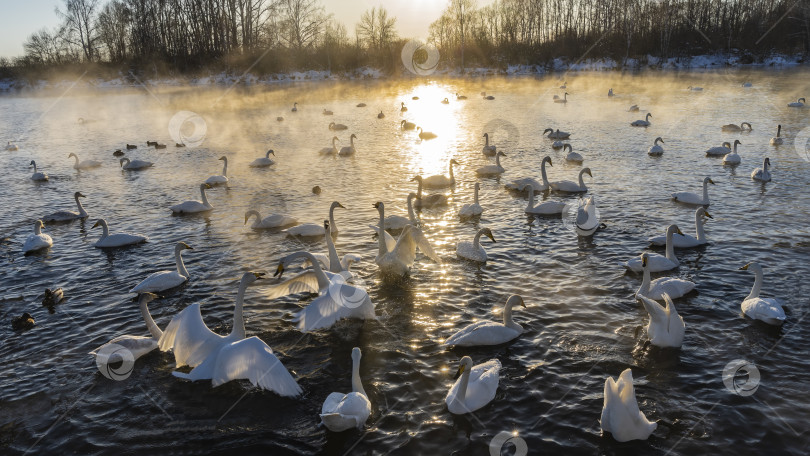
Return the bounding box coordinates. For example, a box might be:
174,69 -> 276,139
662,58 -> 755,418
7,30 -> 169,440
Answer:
393,226 -> 441,264
90,335 -> 158,362
369,225 -> 397,251
648,278 -> 695,299
130,271 -> 186,293
464,359 -> 500,411
444,322 -> 518,346
263,270 -> 323,299
213,337 -> 302,396
292,285 -> 374,332
742,298 -> 786,324
157,303 -> 223,367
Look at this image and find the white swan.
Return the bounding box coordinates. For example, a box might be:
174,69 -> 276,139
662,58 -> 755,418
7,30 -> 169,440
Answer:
170,183 -> 214,214
631,113 -> 652,127
563,144 -> 583,163
722,139 -> 742,165
68,152 -> 101,170
787,97 -> 805,107
43,191 -> 87,222
6,141 -> 18,151
600,368 -> 657,442
476,151 -> 506,176
550,167 -> 591,193
721,122 -> 752,132
769,125 -> 783,145
329,122 -> 348,131
372,193 -> 418,232
120,157 -> 154,170
400,101 -> 407,112
412,176 -> 448,209
636,253 -> 695,300
130,242 -> 193,293
204,156 -> 229,185
284,201 -> 344,237
292,102 -> 298,112
273,251 -> 375,331
622,225 -> 682,272
339,134 -> 357,156
523,184 -> 565,215
22,220 -> 52,253
506,156 -> 552,193
245,210 -> 298,230
249,149 -> 275,167
320,347 -> 372,431
543,128 -> 570,139
456,93 -> 467,100
637,293 -> 685,348
310,220 -> 362,279
444,295 -> 525,347
705,141 -> 732,157
648,208 -> 711,248
647,137 -> 664,156
575,195 -> 600,236
554,92 -> 569,103
552,140 -> 564,149
459,183 -> 483,218
445,357 -> 500,414
671,176 -> 714,206
320,136 -> 340,155
373,202 -> 441,277
751,157 -> 772,182
401,120 -> 416,130
92,218 -> 147,248
456,227 -> 495,262
739,262 -> 786,325
417,127 -> 437,140
30,160 -> 48,181
323,109 -> 333,115
90,293 -> 163,364
628,105 -> 639,112
482,133 -> 496,156
423,159 -> 458,188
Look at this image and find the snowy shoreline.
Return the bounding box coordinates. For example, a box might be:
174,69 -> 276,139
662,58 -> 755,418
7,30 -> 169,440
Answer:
0,53 -> 804,92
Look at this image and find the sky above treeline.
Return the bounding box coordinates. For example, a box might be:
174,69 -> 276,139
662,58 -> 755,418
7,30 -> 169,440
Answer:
0,0 -> 498,59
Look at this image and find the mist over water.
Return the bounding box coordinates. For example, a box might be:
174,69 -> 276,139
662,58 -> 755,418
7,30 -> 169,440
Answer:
1,68 -> 810,454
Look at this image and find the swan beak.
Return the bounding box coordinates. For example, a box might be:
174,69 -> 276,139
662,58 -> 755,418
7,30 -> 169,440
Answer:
253,272 -> 266,280
676,228 -> 684,235
642,256 -> 648,267
78,193 -> 86,198
704,211 -> 713,219
92,221 -> 100,228
373,202 -> 380,209
453,364 -> 465,379
487,232 -> 496,243
338,203 -> 346,209
244,215 -> 249,225
740,263 -> 750,270
708,179 -> 715,185
274,264 -> 285,278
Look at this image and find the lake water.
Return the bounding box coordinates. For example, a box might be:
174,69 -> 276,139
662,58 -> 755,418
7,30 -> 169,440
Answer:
1,69 -> 809,455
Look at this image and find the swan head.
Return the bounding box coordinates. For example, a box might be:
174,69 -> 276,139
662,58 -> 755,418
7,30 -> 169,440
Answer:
700,208 -> 712,219
480,228 -> 496,243
454,356 -> 474,379
242,271 -> 266,284
582,168 -> 592,178
244,210 -> 260,224
351,347 -> 362,363
450,159 -> 459,166
218,156 -> 226,161
764,157 -> 771,167
543,156 -> 553,166
641,252 -> 649,268
483,132 -> 488,138
740,262 -> 762,272
407,192 -> 417,202
176,242 -> 193,252
30,160 -> 36,167
563,144 -> 572,152
201,183 -> 212,190
331,201 -> 345,211
266,149 -> 275,156
506,294 -> 526,309
138,292 -> 158,305
646,113 -> 652,120
411,175 -> 423,183
323,219 -> 330,231
734,139 -> 742,147
68,153 -> 77,159
75,191 -> 86,199
666,224 -> 683,236
704,177 -> 715,185
91,219 -> 106,229
742,122 -> 752,130
655,137 -> 664,145
35,219 -> 45,229
497,151 -> 506,158
373,201 -> 384,211
350,134 -> 357,140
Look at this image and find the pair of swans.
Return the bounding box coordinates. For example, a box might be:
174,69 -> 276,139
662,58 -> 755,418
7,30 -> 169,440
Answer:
456,227 -> 495,262
751,157 -> 772,182
459,183 -> 483,218
204,156 -> 228,185
245,210 -> 298,230
648,207 -> 711,248
161,272 -> 303,395
550,167 -> 592,193
722,140 -> 742,165
120,157 -> 154,170
770,125 -> 783,145
482,133 -> 497,156
600,369 -> 657,442
631,113 -> 652,127
69,153 -> 101,170
623,225 -> 683,272
130,242 -> 193,293
373,202 -> 441,277
739,262 -> 785,325
170,183 -> 214,214
444,295 -> 526,346
721,122 -> 752,132
30,160 -> 48,181
422,160 -> 458,188
373,193 -> 418,231
320,347 -> 371,431
284,201 -> 344,237
706,141 -> 732,157
671,176 -> 714,206
23,220 -> 53,253
524,184 -> 565,215
543,128 -> 570,140
329,122 -> 348,131
476,152 -> 506,176
43,191 -> 87,222
307,220 -> 361,279
648,137 -> 664,156
93,219 -> 147,248
787,97 -> 805,107
249,150 -> 275,167
505,156 -> 552,193
637,294 -> 685,348
636,253 -> 695,300
412,176 -> 448,209
446,357 -> 500,414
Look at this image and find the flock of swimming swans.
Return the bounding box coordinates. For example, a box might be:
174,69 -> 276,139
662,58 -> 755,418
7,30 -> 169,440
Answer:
9,82 -> 801,443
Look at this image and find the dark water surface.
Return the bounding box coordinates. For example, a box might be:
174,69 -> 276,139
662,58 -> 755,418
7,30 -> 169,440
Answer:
1,70 -> 809,455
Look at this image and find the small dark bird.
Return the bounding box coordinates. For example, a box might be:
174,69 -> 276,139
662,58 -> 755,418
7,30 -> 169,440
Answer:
146,141 -> 158,146
11,312 -> 35,330
126,144 -> 137,149
113,149 -> 124,157
42,288 -> 64,306
312,186 -> 322,195
155,144 -> 167,149
377,111 -> 385,119
277,117 -> 284,122
175,143 -> 186,147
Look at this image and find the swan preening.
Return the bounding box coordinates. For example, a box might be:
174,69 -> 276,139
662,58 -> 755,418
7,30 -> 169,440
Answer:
751,157 -> 772,182
445,357 -> 500,414
329,122 -> 348,131
482,133 -> 497,156
339,134 -> 357,156
30,160 -> 48,181
417,127 -> 437,140
648,207 -> 711,248
600,369 -> 657,442
543,128 -> 570,139
170,183 -> 214,214
636,253 -> 695,300
162,272 -> 303,396
637,293 -> 685,348
524,184 -> 565,215
130,242 -> 193,293
476,151 -> 506,176
564,144 -> 583,163
506,155 -> 552,193
739,262 -> 786,325
90,293 -> 163,365
43,191 -> 88,222
204,156 -> 229,185
68,152 -> 102,170
320,347 -> 372,431
422,159 -> 458,188
722,139 -> 742,165
671,176 -> 714,206
320,136 -> 340,155
120,157 -> 154,170
721,122 -> 752,132
249,149 -> 275,167
23,220 -> 53,253
648,137 -> 664,156
373,201 -> 441,277
623,225 -> 683,272
92,218 -> 148,248
459,183 -> 483,218
456,227 -> 495,262
245,210 -> 298,229
412,176 -> 448,209
770,125 -> 783,145
550,167 -> 591,193
444,295 -> 525,346
787,97 -> 805,107
631,113 -> 652,127
705,141 -> 732,157
284,201 -> 344,237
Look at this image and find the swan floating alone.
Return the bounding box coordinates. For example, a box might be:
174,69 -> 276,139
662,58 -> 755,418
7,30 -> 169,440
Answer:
523,184 -> 565,215
721,122 -> 752,132
671,176 -> 714,206
550,167 -> 592,193
329,122 -> 348,131
130,242 -> 193,293
631,113 -> 652,127
400,102 -> 408,112
90,293 -> 163,365
456,227 -> 495,262
458,183 -> 483,218
23,220 -> 52,253
543,128 -> 570,139
564,144 -> 583,163
43,191 -> 88,222
422,159 -> 458,188
401,120 -> 416,130
204,156 -> 229,185
68,152 -> 102,170
787,97 -> 805,107
722,139 -> 742,165
476,151 -> 506,176
688,86 -> 703,91
600,368 -> 657,442
608,88 -> 614,97
751,157 -> 772,182
445,357 -> 500,414
769,125 -> 783,145
554,92 -> 569,103
637,294 -> 685,348
506,156 -> 552,193
284,201 -> 344,237
412,176 -> 448,209
636,253 -> 695,300
377,111 -> 384,118
249,150 -> 275,167
292,102 -> 298,112
320,136 -> 340,155
373,202 -> 441,277
456,93 -> 467,100
739,262 -> 786,325
30,160 -> 48,181
441,97 -> 449,104
245,210 -> 298,230
339,134 -> 357,156
705,141 -> 732,157
170,183 -> 214,214
444,295 -> 526,347
417,127 -> 437,140
648,137 -> 664,156
320,347 -> 372,431
92,218 -> 148,248
648,207 -> 711,248
623,225 -> 683,272
6,141 -> 18,151
482,133 -> 497,156
323,109 -> 333,115
120,157 -> 154,170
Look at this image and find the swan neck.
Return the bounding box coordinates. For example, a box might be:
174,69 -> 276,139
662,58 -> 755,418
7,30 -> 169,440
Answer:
175,247 -> 190,278
200,186 -> 210,206
377,207 -> 388,256
473,185 -> 479,205
473,230 -> 484,248
702,180 -> 709,202
32,162 -> 38,173
351,356 -> 367,397
454,369 -> 471,408
526,189 -> 535,210
578,170 -> 586,188
221,158 -> 228,176
665,229 -> 676,261
99,221 -> 109,240
325,225 -> 341,272
140,297 -> 163,340
540,160 -> 549,186
495,154 -> 501,167
75,194 -> 87,216
747,269 -> 764,300
329,205 -> 337,231
639,266 -> 651,295
503,301 -> 521,331
449,162 -> 455,180
230,277 -> 249,339
288,251 -> 330,289
72,154 -> 78,166
34,223 -> 42,235
695,212 -> 706,242
407,196 -> 417,223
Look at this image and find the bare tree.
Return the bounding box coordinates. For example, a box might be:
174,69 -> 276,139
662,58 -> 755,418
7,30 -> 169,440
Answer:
57,0 -> 100,61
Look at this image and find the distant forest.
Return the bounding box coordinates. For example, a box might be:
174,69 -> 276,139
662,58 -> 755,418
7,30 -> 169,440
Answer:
2,0 -> 809,79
